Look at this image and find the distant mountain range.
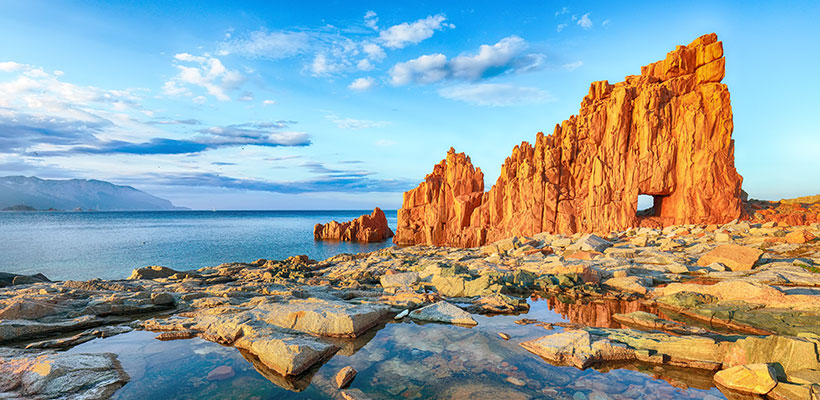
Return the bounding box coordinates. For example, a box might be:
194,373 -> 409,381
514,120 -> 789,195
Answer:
0,176 -> 186,211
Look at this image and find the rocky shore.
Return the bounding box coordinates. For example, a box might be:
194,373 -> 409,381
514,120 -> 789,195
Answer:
1,218 -> 819,399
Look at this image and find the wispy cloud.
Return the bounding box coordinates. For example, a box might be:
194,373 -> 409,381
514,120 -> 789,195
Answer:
325,114 -> 389,129
217,30 -> 311,58
563,61 -> 583,71
389,36 -> 544,85
577,13 -> 593,29
437,83 -> 553,106
123,171 -> 415,194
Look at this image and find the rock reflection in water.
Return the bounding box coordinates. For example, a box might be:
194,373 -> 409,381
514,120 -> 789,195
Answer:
69,299 -> 726,400
540,293 -> 663,328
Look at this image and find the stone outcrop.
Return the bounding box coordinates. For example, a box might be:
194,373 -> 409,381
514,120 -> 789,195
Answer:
314,207 -> 394,242
395,33 -> 743,247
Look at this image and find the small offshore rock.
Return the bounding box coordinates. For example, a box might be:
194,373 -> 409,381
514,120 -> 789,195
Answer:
498,332 -> 510,340
335,365 -> 357,388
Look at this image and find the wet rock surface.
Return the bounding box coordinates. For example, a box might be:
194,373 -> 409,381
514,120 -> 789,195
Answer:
0,217 -> 818,399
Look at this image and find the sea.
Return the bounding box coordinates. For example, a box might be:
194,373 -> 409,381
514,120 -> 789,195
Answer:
0,210 -> 397,281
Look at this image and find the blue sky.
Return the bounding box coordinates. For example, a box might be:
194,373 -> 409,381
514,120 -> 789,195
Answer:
0,1 -> 818,209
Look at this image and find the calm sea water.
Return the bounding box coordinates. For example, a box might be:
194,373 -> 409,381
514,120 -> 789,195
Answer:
0,211 -> 397,281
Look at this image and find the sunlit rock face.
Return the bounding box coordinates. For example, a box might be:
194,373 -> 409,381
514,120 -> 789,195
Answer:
314,207 -> 394,242
395,33 -> 743,247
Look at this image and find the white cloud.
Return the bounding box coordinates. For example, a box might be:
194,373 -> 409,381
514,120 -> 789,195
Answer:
348,77 -> 375,91
192,96 -> 207,104
556,24 -> 567,32
389,54 -> 448,85
165,55 -> 244,101
563,61 -> 583,71
578,13 -> 592,29
362,43 -> 385,61
379,14 -> 452,49
0,61 -> 27,73
263,99 -> 276,105
602,19 -> 611,27
437,83 -> 553,106
364,11 -> 379,30
326,114 -> 389,129
357,59 -> 374,71
450,36 -> 532,80
218,30 -> 311,58
555,7 -> 569,16
389,36 -> 544,86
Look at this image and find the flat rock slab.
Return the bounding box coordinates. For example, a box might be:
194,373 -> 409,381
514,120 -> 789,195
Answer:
0,351 -> 129,399
714,363 -> 777,394
380,272 -> 419,288
235,328 -> 339,376
409,301 -> 477,325
697,244 -> 763,271
519,329 -> 633,369
254,298 -> 389,338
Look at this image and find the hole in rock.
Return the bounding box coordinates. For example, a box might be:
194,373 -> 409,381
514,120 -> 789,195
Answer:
636,194 -> 658,217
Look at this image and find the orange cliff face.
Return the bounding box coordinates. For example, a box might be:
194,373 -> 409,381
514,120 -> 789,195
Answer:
394,33 -> 744,247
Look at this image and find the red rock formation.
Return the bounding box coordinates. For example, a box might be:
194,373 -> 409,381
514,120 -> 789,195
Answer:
743,196 -> 820,226
395,33 -> 744,247
314,208 -> 394,242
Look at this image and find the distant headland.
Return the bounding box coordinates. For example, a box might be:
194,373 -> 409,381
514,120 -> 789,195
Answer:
0,176 -> 187,211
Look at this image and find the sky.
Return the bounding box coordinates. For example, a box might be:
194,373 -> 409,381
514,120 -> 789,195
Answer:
0,0 -> 818,210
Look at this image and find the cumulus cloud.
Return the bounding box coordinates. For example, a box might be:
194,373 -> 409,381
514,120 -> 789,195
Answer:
556,23 -> 567,32
326,114 -> 389,129
164,54 -> 244,101
389,54 -> 448,85
437,83 -> 553,106
389,36 -> 544,85
578,13 -> 593,29
362,42 -> 386,61
0,61 -> 27,73
217,30 -> 311,58
348,77 -> 376,91
379,14 -> 453,49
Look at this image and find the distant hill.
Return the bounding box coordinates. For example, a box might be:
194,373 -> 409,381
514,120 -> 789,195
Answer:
0,176 -> 187,211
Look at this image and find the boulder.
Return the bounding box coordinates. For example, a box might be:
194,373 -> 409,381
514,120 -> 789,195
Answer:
314,208 -> 394,242
713,363 -> 777,395
128,265 -> 197,280
206,365 -> 235,381
253,298 -> 389,338
697,244 -> 763,271
0,351 -> 129,399
603,276 -> 651,295
409,301 -> 477,326
380,272 -> 419,288
394,33 -> 743,246
786,229 -> 816,244
519,330 -> 633,369
335,365 -> 357,388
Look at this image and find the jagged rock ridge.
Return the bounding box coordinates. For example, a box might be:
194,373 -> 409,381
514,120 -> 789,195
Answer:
395,33 -> 743,247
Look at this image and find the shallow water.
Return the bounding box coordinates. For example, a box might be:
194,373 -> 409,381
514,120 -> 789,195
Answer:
69,297 -> 727,400
0,211 -> 396,280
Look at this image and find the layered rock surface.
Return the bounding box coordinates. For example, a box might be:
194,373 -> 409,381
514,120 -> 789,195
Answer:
395,33 -> 744,247
314,207 -> 394,242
